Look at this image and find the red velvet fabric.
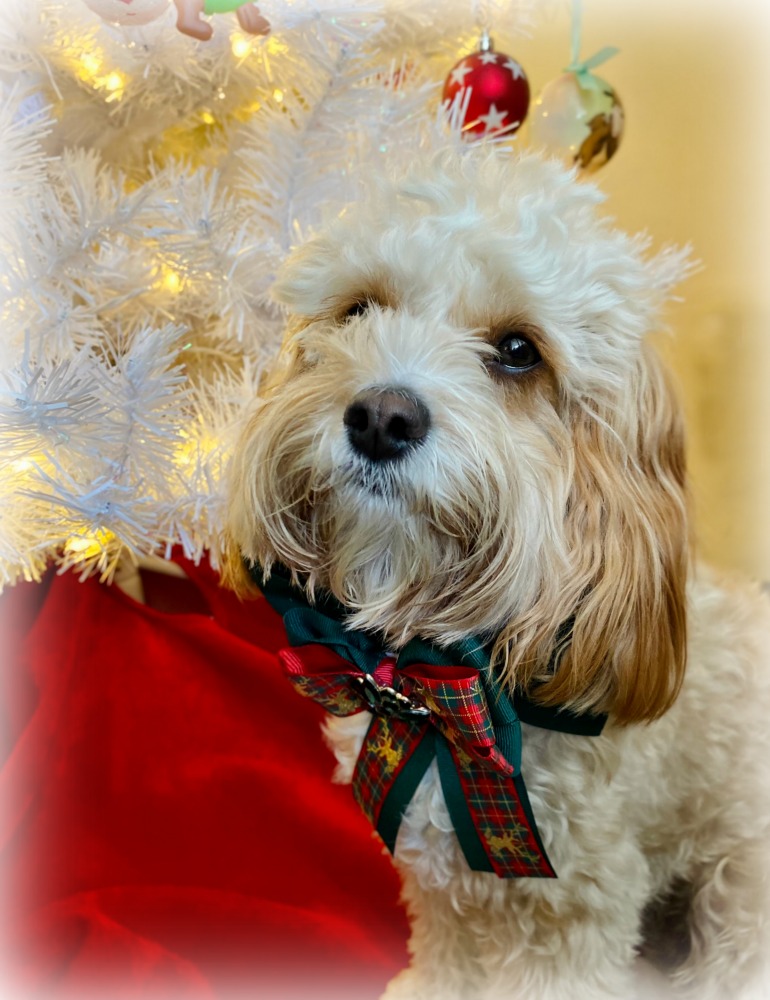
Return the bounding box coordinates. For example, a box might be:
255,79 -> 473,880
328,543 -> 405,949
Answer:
0,559 -> 409,998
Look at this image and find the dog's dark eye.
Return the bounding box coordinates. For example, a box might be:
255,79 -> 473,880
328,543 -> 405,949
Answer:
494,333 -> 541,372
343,300 -> 369,319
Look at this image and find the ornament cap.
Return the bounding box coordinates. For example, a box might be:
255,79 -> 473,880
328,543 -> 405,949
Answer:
564,45 -> 620,92
479,29 -> 494,53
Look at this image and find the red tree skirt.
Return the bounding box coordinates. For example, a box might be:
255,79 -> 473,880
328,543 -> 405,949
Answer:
0,558 -> 409,998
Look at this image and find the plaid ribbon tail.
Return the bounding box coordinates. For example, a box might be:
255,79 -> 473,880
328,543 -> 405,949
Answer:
442,739 -> 556,878
352,716 -> 435,855
279,645 -> 436,857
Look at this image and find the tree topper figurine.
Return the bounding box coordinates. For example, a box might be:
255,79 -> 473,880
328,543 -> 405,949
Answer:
174,0 -> 270,40
81,0 -> 270,41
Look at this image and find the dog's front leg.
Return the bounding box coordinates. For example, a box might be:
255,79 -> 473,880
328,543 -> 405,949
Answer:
387,847 -> 652,1000
382,871 -> 489,1000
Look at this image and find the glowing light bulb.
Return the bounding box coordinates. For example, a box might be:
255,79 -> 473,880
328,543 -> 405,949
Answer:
156,265 -> 183,294
65,536 -> 97,554
200,111 -> 216,125
175,434 -> 215,470
231,34 -> 251,59
265,37 -> 289,57
164,270 -> 182,294
80,53 -> 103,77
106,72 -> 125,90
65,529 -> 113,559
10,457 -> 36,474
273,88 -> 284,103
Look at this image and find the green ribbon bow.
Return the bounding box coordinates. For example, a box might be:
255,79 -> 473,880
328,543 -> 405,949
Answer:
282,600 -> 523,774
252,563 -> 607,879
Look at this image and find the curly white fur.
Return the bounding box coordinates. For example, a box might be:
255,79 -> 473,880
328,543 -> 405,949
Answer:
227,148 -> 770,999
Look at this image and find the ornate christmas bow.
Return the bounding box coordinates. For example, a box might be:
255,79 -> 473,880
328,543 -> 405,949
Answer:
254,565 -> 607,879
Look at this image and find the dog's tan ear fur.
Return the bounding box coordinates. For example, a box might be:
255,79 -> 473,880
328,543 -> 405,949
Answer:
499,345 -> 689,725
218,533 -> 261,598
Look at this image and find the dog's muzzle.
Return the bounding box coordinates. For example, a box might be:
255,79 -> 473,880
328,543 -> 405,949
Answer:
343,387 -> 430,463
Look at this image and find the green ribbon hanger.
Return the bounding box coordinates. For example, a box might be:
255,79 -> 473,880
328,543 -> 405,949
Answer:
564,0 -> 619,92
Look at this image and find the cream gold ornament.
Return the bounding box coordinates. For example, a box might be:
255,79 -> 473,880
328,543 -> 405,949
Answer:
529,0 -> 623,172
530,70 -> 623,172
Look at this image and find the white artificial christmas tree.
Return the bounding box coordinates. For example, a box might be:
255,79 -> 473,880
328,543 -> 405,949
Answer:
0,0 -> 537,588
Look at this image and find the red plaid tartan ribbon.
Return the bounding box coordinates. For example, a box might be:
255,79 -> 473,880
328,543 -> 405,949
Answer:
279,644 -> 556,879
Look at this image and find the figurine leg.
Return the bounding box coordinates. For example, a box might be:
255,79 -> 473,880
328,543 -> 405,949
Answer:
172,0 -> 213,40
236,4 -> 270,36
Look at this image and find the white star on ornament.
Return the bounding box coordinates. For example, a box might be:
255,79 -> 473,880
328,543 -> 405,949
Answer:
503,58 -> 524,79
449,61 -> 474,87
477,103 -> 509,134
478,50 -> 499,65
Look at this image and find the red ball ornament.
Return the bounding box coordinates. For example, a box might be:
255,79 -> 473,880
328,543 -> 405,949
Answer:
442,41 -> 530,139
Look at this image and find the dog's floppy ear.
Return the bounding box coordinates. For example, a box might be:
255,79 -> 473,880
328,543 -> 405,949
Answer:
514,345 -> 689,725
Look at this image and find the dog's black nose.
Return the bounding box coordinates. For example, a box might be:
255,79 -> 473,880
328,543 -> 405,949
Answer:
344,388 -> 431,462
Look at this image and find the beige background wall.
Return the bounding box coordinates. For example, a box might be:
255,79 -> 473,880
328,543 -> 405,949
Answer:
514,0 -> 770,582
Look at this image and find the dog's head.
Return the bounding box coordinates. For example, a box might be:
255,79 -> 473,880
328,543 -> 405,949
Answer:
227,149 -> 691,724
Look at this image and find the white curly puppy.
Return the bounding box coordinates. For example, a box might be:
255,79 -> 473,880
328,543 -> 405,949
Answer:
227,149 -> 770,1000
